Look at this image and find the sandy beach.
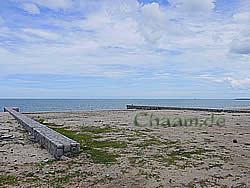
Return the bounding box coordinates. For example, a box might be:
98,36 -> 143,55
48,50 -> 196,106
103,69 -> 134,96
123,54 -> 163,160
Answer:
0,110 -> 249,187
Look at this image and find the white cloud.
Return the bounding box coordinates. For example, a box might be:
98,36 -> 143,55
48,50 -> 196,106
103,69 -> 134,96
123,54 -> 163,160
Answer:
21,3 -> 40,14
2,0 -> 250,98
75,1 -> 145,49
195,74 -> 225,83
76,1 -> 187,49
168,0 -> 215,14
233,12 -> 250,23
137,3 -> 168,46
154,73 -> 169,79
23,28 -> 60,40
230,39 -> 250,54
226,77 -> 250,89
0,16 -> 4,25
32,0 -> 72,10
230,10 -> 250,55
101,0 -> 139,17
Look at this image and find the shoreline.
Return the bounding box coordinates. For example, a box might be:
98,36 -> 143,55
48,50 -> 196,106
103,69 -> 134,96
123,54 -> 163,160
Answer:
1,105 -> 250,114
1,98 -> 250,113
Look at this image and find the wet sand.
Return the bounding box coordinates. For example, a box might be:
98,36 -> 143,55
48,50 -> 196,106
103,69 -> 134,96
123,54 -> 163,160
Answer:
0,110 -> 249,187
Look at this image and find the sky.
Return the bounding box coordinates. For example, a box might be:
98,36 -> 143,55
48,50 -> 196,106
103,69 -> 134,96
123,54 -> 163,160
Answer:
0,0 -> 250,99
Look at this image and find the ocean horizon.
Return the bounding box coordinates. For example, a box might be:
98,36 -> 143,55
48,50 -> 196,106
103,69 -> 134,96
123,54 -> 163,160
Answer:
1,99 -> 250,112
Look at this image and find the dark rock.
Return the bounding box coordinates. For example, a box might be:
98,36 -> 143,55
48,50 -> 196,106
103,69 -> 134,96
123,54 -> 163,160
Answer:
233,139 -> 238,143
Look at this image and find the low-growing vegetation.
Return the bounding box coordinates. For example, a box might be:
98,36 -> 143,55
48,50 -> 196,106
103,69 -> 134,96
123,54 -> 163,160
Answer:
2,111 -> 245,187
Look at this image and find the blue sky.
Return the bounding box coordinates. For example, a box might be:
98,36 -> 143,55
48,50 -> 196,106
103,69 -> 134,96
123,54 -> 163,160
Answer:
0,0 -> 250,99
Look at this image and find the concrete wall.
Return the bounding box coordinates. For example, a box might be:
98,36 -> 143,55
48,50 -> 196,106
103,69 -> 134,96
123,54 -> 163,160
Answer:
4,107 -> 80,159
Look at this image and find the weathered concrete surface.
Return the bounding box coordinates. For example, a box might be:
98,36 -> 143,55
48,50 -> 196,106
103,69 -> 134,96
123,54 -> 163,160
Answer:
4,107 -> 19,112
4,107 -> 80,159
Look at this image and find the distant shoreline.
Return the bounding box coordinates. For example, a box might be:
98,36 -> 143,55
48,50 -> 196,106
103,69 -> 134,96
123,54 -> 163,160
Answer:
1,99 -> 250,112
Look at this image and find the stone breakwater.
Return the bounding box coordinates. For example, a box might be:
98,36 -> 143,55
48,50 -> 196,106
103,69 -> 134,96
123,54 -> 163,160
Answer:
127,105 -> 250,113
4,107 -> 80,159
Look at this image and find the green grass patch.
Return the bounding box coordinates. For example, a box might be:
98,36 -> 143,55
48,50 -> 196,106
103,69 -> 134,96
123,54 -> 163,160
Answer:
35,119 -> 126,164
92,135 -> 103,139
0,175 -> 18,186
25,172 -> 36,177
80,126 -> 119,134
51,127 -> 125,164
55,169 -> 67,174
152,148 -> 215,167
25,172 -> 39,183
127,138 -> 137,141
36,118 -> 45,123
24,177 -> 40,183
91,140 -> 127,148
52,170 -> 93,186
51,127 -> 92,145
51,127 -> 127,149
86,149 -> 119,164
180,148 -> 215,158
208,163 -> 223,169
128,157 -> 141,167
37,160 -> 56,170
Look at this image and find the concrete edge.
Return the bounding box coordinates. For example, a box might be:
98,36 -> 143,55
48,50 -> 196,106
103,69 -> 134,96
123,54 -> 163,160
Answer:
4,107 -> 80,159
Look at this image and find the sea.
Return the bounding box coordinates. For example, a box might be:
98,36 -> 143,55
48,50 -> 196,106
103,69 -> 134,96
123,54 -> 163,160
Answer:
1,99 -> 250,112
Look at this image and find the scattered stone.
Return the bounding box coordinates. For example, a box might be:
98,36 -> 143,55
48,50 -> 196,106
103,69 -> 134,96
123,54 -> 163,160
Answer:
59,155 -> 72,161
86,154 -> 91,158
88,163 -> 94,167
49,171 -> 55,174
0,135 -> 14,140
233,139 -> 238,143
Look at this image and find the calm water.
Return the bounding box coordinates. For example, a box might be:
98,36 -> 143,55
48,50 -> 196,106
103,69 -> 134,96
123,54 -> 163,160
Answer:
1,99 -> 250,112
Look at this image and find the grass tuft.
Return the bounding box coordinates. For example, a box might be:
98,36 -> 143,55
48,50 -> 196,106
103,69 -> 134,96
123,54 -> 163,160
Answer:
0,175 -> 18,186
50,127 -> 125,164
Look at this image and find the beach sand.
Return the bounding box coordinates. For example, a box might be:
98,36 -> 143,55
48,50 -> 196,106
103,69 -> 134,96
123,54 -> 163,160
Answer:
0,110 -> 249,187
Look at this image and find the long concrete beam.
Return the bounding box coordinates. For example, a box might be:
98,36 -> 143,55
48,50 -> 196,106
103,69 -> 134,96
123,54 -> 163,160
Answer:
4,107 -> 80,159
